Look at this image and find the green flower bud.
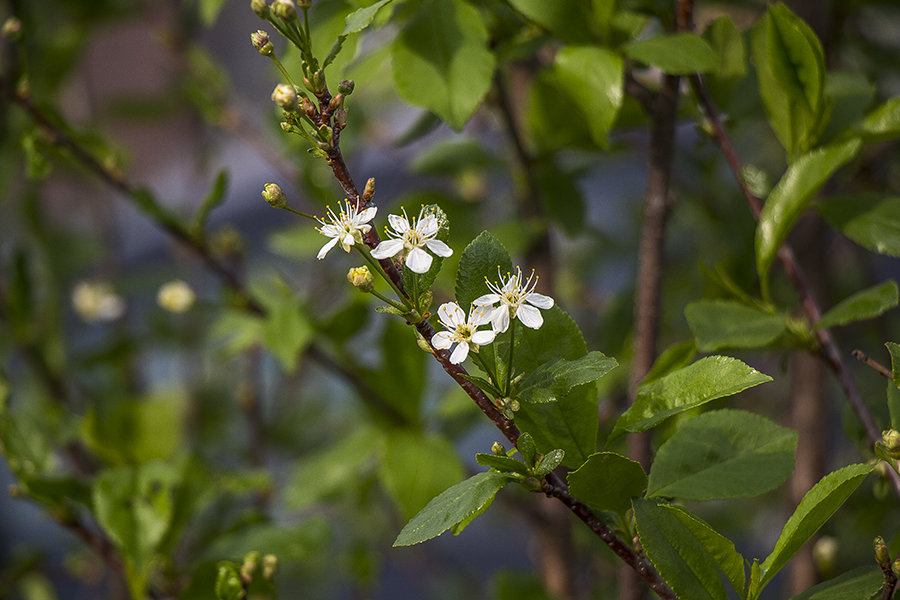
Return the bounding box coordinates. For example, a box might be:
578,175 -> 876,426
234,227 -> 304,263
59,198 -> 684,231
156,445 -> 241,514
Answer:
338,79 -> 355,95
893,557 -> 900,580
272,0 -> 297,20
250,0 -> 269,18
262,183 -> 287,208
875,536 -> 891,566
262,554 -> 278,580
250,30 -> 274,56
272,83 -> 299,111
883,429 -> 900,457
347,266 -> 374,293
491,441 -> 506,456
241,551 -> 260,584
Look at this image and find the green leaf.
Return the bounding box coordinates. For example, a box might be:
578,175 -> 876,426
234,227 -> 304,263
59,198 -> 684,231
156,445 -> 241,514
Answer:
668,507 -> 747,597
704,16 -> 746,80
93,462 -> 181,599
788,566 -> 882,600
535,161 -> 586,236
756,139 -> 861,290
517,351 -> 617,404
514,307 -> 597,468
624,33 -> 719,75
554,46 -> 624,148
380,431 -> 465,520
859,96 -> 900,141
766,3 -> 825,116
393,471 -> 511,546
534,449 -> 565,477
759,463 -> 875,590
817,280 -> 898,329
685,300 -> 787,352
410,137 -> 499,175
517,433 -> 537,466
614,356 -> 773,435
817,195 -> 900,257
888,382 -> 900,429
391,0 -> 496,130
260,291 -> 312,373
647,409 -> 797,500
191,170 -> 228,235
526,70 -> 597,151
455,231 -> 512,311
198,0 -> 228,27
343,0 -> 395,35
886,342 -> 900,390
475,453 -> 530,476
214,562 -> 246,600
567,452 -> 647,515
633,500 -> 730,600
507,0 -> 596,43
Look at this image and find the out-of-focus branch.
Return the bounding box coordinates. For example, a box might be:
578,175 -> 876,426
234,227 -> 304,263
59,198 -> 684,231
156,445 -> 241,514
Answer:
688,73 -> 900,499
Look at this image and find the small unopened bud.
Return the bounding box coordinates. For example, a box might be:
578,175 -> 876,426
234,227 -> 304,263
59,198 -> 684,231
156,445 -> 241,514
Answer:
241,551 -> 260,584
301,97 -> 316,118
883,429 -> 900,458
328,94 -> 344,112
272,0 -> 297,20
251,30 -> 274,55
272,83 -> 298,111
491,441 -> 506,456
347,266 -> 374,293
362,178 -> 375,203
812,536 -> 838,574
893,557 -> 900,580
333,109 -> 347,130
280,121 -> 292,133
416,335 -> 433,353
875,536 -> 891,566
338,79 -> 355,95
262,183 -> 287,208
157,280 -> 196,313
313,69 -> 325,90
316,124 -> 332,141
262,554 -> 278,580
250,0 -> 269,18
2,17 -> 22,41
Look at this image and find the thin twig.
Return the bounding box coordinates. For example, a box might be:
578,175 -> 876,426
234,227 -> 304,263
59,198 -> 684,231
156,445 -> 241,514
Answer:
689,73 -> 900,499
853,349 -> 894,380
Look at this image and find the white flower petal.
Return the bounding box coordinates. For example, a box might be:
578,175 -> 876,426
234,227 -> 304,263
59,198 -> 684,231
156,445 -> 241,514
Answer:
417,215 -> 439,237
438,302 -> 465,328
526,292 -> 554,309
317,236 -> 339,260
474,293 -> 499,306
357,207 -> 377,223
517,304 -> 544,329
319,224 -> 341,237
432,331 -> 454,350
424,238 -> 453,257
388,213 -> 410,234
491,306 -> 510,333
341,233 -> 356,251
371,238 -> 404,259
405,247 -> 433,273
471,330 -> 496,346
449,342 -> 469,364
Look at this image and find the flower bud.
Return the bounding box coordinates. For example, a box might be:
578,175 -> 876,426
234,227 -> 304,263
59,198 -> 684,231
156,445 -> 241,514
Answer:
347,266 -> 374,293
312,69 -> 325,91
875,536 -> 891,566
884,429 -> 900,458
333,109 -> 347,130
328,93 -> 344,112
893,557 -> 900,580
262,554 -> 278,580
251,30 -> 274,56
316,124 -> 333,141
271,83 -> 298,111
338,79 -> 355,95
362,178 -> 375,203
262,183 -> 287,208
250,0 -> 269,18
272,0 -> 297,21
241,551 -> 260,584
301,97 -> 316,118
2,17 -> 22,41
157,280 -> 196,313
491,441 -> 506,456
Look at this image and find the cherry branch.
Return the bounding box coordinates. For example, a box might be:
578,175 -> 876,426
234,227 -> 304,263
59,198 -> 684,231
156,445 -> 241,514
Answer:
688,73 -> 900,499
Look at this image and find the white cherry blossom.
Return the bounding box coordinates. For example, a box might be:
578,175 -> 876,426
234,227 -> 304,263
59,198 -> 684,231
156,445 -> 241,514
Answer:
315,198 -> 376,259
475,267 -> 554,332
370,206 -> 452,274
431,302 -> 496,364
